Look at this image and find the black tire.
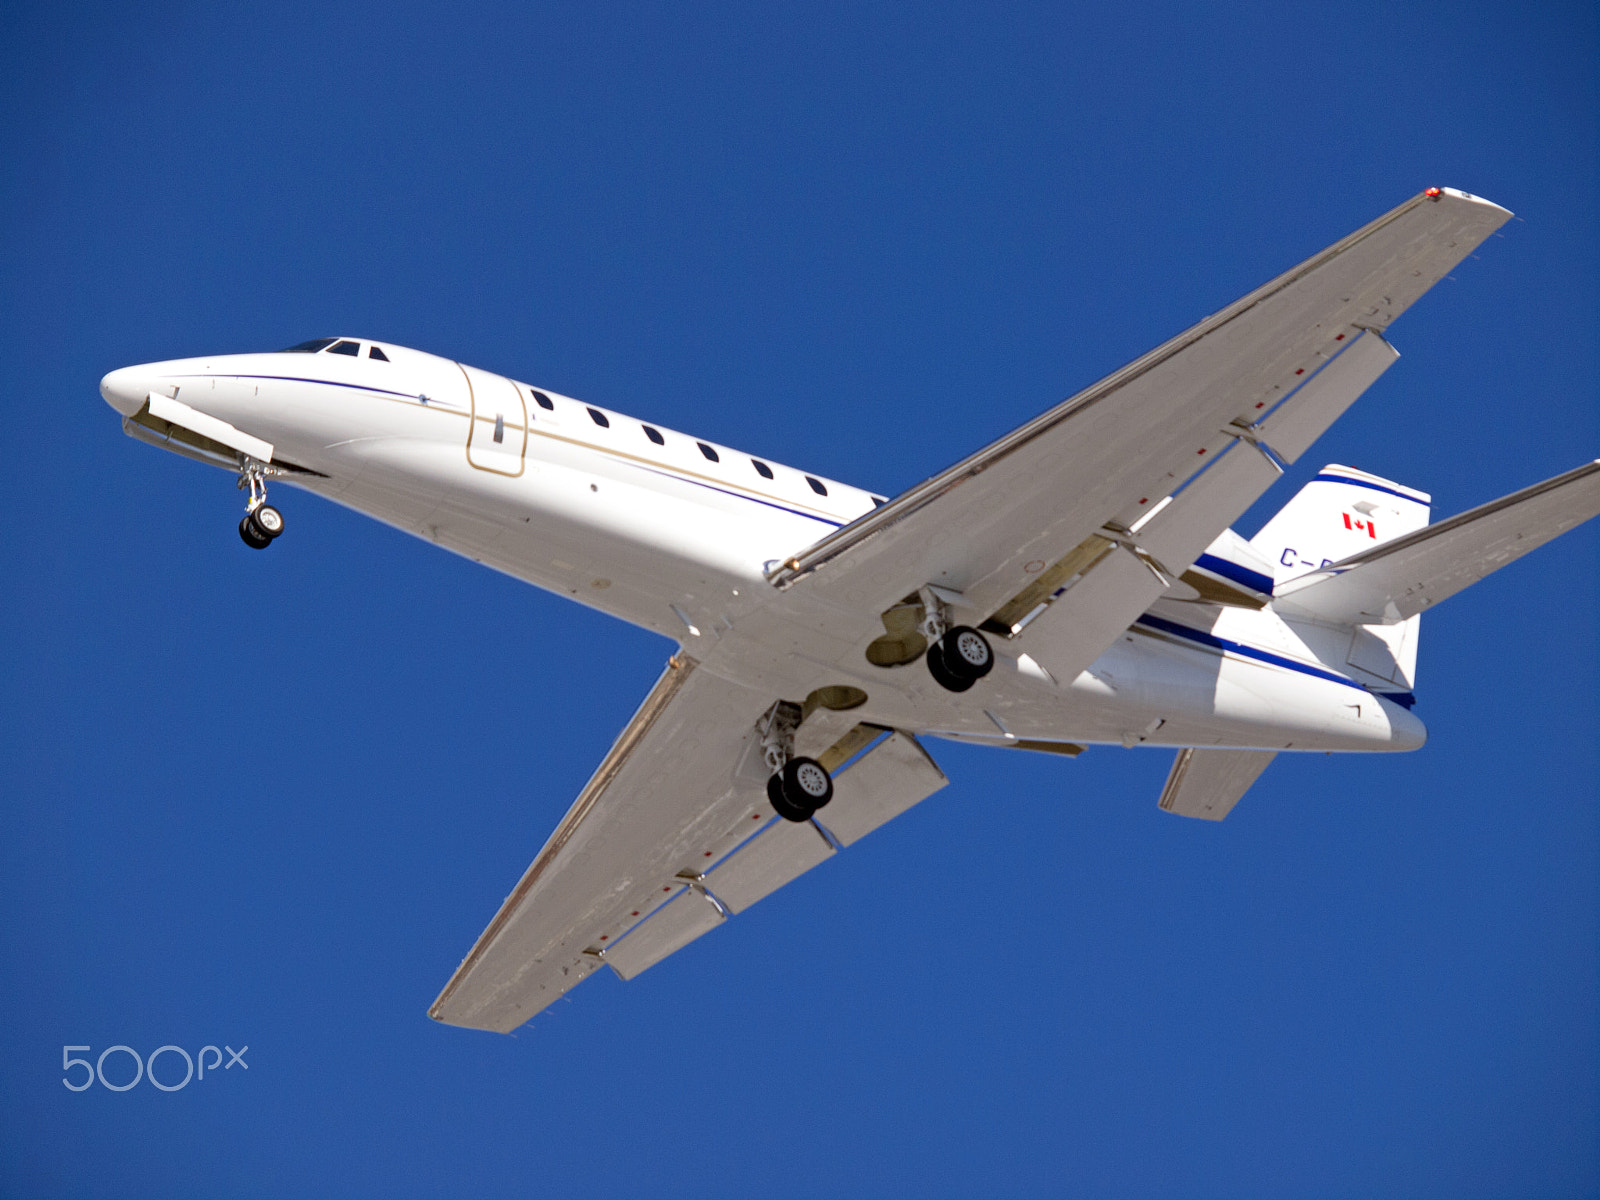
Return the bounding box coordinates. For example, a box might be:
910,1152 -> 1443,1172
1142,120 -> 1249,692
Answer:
767,756 -> 834,821
767,772 -> 812,823
783,756 -> 834,811
940,626 -> 993,681
239,515 -> 272,549
250,504 -> 285,539
926,641 -> 974,692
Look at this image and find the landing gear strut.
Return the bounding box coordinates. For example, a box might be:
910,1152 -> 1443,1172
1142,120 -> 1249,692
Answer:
918,587 -> 993,692
758,700 -> 835,823
236,458 -> 285,550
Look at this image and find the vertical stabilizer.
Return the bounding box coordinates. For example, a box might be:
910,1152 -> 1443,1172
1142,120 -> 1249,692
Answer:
1251,465 -> 1430,582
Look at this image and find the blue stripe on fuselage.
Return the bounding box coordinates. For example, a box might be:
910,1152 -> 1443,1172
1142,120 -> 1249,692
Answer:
179,372 -> 852,527
627,462 -> 846,529
177,373 -> 436,403
1134,612 -> 1375,695
1193,552 -> 1274,596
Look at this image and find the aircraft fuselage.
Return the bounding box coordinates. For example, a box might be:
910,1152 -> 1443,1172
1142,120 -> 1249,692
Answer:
102,338 -> 1425,757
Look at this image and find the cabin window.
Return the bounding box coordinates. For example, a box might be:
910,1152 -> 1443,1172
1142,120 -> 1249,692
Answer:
806,476 -> 828,496
751,459 -> 774,479
279,338 -> 336,353
329,340 -> 361,356
698,442 -> 720,462
368,346 -> 389,361
642,425 -> 665,445
587,407 -> 610,428
532,390 -> 554,411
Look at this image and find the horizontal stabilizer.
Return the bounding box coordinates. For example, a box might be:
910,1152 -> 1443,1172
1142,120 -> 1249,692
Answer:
1276,461 -> 1600,624
1158,748 -> 1277,821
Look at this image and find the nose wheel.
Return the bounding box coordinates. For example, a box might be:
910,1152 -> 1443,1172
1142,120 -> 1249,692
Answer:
236,459 -> 285,550
239,505 -> 285,549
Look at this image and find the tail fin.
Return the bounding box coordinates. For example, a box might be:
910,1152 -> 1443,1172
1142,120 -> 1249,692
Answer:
1251,465 -> 1431,582
1269,460 -> 1600,698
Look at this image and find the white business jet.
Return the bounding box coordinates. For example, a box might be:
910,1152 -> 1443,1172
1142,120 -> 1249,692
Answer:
102,188 -> 1599,1033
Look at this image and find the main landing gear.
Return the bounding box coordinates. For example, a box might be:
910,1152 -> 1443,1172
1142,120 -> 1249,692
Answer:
926,626 -> 994,692
236,459 -> 286,550
767,757 -> 834,823
917,587 -> 994,693
759,701 -> 835,823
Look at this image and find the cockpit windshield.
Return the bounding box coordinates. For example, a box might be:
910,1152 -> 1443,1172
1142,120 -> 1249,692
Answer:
279,338 -> 337,353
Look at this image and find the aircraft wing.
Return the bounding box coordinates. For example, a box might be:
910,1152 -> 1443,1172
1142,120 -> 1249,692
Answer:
769,189 -> 1512,683
1274,460 -> 1600,625
430,655 -> 947,1032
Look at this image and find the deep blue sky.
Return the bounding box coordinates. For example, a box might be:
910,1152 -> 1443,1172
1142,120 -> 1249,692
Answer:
2,3 -> 1595,1197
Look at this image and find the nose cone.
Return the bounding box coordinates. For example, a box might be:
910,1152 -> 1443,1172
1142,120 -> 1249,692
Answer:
100,364 -> 157,416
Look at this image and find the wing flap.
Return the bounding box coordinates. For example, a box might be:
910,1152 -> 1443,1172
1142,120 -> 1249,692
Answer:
1158,748 -> 1277,821
1017,546 -> 1170,684
818,730 -> 949,846
603,887 -> 728,982
692,730 -> 947,915
1276,460 -> 1600,624
1254,328 -> 1400,463
1000,329 -> 1404,680
706,819 -> 836,914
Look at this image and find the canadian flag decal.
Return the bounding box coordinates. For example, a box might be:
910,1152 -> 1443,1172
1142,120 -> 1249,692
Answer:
1343,512 -> 1377,539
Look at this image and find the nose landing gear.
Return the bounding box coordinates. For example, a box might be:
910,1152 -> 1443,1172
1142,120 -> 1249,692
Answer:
236,458 -> 286,549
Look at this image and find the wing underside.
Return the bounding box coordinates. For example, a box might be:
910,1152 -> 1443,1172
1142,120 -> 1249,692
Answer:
429,658 -> 947,1032
770,189 -> 1513,686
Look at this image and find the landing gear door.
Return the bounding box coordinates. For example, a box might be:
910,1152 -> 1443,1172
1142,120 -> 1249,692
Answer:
460,363 -> 529,477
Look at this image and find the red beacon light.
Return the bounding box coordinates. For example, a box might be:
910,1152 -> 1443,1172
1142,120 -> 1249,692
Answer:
1424,187 -> 1443,200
